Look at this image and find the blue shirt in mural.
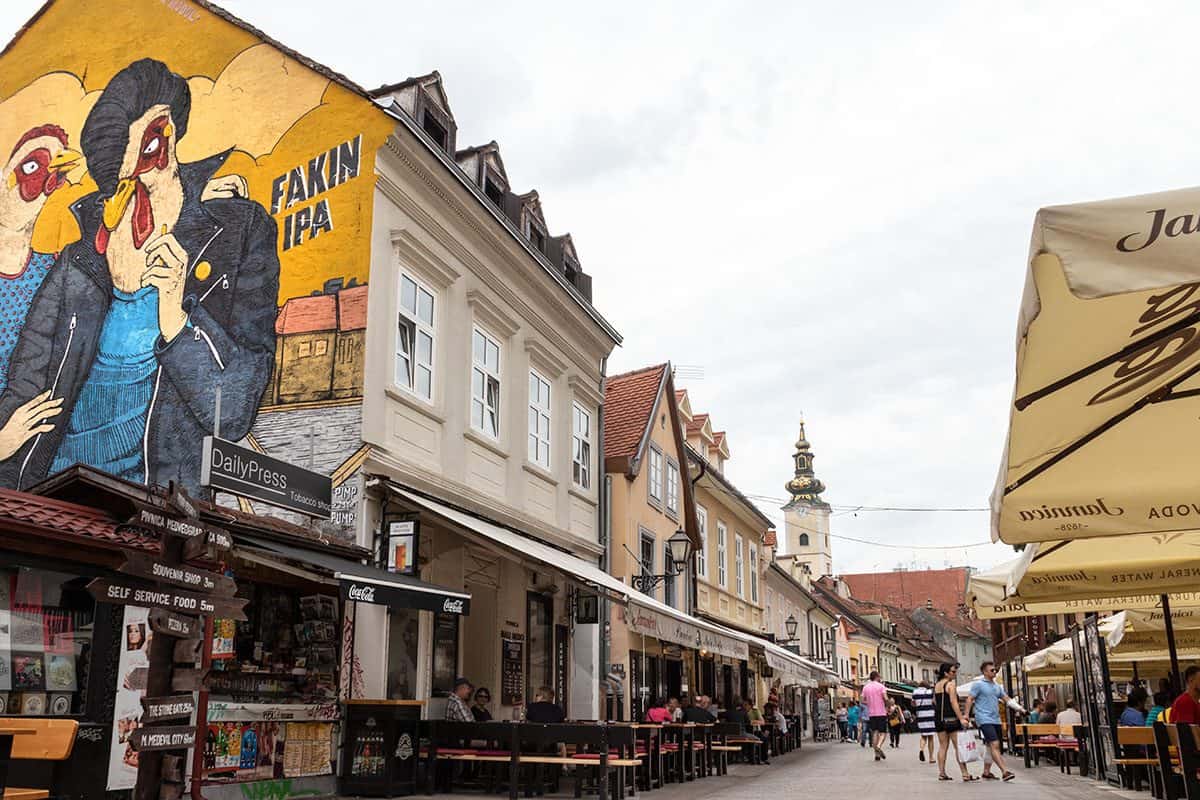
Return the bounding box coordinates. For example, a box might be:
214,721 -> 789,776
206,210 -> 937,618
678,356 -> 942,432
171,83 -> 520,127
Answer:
0,251 -> 55,391
51,286 -> 160,480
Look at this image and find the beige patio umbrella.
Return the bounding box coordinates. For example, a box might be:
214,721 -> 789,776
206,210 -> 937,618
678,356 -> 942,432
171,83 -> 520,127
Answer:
968,555 -> 1200,619
992,188 -> 1200,548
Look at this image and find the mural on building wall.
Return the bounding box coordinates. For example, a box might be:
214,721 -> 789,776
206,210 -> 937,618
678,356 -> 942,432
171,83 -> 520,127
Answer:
0,0 -> 392,537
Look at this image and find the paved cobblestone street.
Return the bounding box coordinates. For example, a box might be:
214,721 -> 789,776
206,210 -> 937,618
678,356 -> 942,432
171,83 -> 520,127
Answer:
641,735 -> 1147,800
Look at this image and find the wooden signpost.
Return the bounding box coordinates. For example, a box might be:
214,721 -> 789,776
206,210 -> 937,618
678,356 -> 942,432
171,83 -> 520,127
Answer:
97,485 -> 238,800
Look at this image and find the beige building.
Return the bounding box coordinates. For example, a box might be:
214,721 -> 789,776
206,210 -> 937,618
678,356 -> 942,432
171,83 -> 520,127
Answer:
355,72 -> 623,720
678,392 -> 775,707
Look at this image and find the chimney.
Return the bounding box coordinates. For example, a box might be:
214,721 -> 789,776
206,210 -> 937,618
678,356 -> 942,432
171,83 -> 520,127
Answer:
925,598 -> 933,610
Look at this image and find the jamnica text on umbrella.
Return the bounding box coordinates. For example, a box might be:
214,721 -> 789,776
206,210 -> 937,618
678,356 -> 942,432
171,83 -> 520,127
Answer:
1117,208 -> 1200,252
1017,498 -> 1124,521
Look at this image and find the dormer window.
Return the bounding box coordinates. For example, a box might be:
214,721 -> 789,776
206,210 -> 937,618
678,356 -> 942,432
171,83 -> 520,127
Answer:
564,256 -> 580,282
483,172 -> 506,208
422,111 -> 448,150
528,224 -> 546,253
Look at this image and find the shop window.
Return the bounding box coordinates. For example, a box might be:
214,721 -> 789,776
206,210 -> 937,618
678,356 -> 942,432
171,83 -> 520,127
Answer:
386,607 -> 420,700
431,612 -> 460,697
0,565 -> 95,717
525,593 -> 553,704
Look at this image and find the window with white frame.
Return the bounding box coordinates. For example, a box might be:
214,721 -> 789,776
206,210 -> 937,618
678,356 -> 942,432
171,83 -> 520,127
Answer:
716,521 -> 727,588
572,404 -> 591,489
647,445 -> 663,506
749,542 -> 759,603
471,327 -> 501,438
527,370 -> 551,468
665,459 -> 679,517
395,273 -> 435,400
695,505 -> 708,579
734,533 -> 744,597
765,589 -> 772,628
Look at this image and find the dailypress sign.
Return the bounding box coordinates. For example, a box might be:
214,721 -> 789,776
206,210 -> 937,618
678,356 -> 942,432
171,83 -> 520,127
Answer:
339,577 -> 470,615
201,436 -> 332,518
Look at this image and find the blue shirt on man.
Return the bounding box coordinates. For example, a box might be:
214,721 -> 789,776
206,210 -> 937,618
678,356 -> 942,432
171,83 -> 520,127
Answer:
1120,706 -> 1146,727
969,679 -> 1007,725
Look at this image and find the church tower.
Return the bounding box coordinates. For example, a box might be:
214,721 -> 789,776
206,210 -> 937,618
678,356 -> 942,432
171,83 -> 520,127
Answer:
778,420 -> 833,580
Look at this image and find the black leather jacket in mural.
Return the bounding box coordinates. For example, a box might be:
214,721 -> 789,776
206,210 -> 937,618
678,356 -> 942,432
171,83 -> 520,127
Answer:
0,152 -> 279,492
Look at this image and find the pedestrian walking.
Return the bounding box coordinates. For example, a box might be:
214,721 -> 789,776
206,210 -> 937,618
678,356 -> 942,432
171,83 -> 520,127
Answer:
933,662 -> 975,782
887,698 -> 903,748
963,661 -> 1018,782
847,700 -> 861,743
913,679 -> 936,764
858,697 -> 871,747
862,671 -> 889,761
836,702 -> 849,742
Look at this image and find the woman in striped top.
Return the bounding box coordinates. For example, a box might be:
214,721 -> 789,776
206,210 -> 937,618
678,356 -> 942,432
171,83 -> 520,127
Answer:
912,680 -> 936,764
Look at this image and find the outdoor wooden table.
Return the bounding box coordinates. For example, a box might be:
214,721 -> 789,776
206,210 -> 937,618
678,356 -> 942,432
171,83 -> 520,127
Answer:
663,724 -> 697,782
0,727 -> 37,798
619,724 -> 661,789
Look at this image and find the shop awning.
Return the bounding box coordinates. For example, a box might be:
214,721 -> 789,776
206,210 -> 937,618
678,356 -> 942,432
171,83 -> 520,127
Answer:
239,534 -> 471,615
992,188 -> 1200,546
885,681 -> 915,699
626,597 -> 750,661
388,486 -> 631,601
761,641 -> 818,688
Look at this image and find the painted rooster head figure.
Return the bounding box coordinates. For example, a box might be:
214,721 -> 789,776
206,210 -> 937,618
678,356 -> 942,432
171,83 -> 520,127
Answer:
1,124 -> 80,235
81,58 -> 190,254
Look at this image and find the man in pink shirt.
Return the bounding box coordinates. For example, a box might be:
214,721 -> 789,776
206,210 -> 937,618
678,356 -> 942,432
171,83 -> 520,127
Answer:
861,671 -> 889,761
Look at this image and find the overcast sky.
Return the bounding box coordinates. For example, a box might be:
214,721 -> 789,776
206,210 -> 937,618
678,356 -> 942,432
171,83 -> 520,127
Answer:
8,1 -> 1195,574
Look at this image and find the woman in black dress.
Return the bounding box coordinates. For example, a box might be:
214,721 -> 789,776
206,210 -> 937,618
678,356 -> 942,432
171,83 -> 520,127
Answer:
934,662 -> 974,782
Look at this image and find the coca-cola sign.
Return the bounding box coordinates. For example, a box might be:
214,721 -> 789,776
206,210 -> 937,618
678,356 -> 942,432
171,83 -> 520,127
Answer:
346,584 -> 375,603
337,577 -> 471,614
442,598 -> 465,614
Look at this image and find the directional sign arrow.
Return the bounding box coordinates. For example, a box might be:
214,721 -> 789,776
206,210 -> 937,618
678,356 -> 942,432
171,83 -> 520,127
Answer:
140,695 -> 196,723
128,726 -> 196,752
148,609 -> 199,639
120,552 -> 236,596
88,578 -> 247,620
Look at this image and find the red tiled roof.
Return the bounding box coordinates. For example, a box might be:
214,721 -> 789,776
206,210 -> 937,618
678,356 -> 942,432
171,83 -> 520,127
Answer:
337,285 -> 369,331
686,413 -> 710,435
0,487 -> 156,551
276,294 -> 337,335
603,364 -> 668,460
840,568 -> 972,617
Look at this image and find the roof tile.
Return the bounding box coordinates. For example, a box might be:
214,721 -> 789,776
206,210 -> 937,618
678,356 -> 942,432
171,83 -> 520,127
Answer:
603,364 -> 667,461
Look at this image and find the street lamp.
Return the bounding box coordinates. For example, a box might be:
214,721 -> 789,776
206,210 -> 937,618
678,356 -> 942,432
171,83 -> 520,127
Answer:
784,614 -> 799,641
631,529 -> 692,593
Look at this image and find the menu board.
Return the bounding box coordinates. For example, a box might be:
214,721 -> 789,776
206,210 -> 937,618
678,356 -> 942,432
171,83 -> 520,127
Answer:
501,632 -> 524,707
1084,618 -> 1118,784
554,625 -> 569,711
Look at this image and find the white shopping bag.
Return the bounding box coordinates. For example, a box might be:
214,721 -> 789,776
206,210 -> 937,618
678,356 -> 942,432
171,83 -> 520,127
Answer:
957,734 -> 982,764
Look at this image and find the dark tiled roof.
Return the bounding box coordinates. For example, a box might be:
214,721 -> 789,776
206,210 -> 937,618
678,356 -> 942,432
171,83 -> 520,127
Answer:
0,487 -> 156,551
603,364 -> 668,462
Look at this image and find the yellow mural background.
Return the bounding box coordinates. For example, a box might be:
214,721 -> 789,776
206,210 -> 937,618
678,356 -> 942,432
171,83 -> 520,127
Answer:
0,0 -> 393,302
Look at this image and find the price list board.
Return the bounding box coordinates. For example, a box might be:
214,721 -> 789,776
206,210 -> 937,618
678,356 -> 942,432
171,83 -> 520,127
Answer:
501,631 -> 524,707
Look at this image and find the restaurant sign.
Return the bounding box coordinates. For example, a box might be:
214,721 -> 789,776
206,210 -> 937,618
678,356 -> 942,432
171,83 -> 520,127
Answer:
625,603 -> 748,661
763,648 -> 815,687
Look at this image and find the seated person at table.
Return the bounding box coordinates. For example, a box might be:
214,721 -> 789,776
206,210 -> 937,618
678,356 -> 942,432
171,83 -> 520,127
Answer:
764,701 -> 788,734
728,698 -> 770,764
445,677 -> 475,722
645,697 -> 672,723
526,686 -> 566,723
1170,665 -> 1200,723
1027,699 -> 1043,724
667,696 -> 683,722
1147,691 -> 1170,726
1120,687 -> 1148,726
681,695 -> 712,723
1056,699 -> 1082,736
472,687 -> 493,722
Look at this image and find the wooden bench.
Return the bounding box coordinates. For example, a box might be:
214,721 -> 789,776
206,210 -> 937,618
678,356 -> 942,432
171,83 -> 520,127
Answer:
0,718 -> 78,800
1114,726 -> 1159,792
1018,723 -> 1064,768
